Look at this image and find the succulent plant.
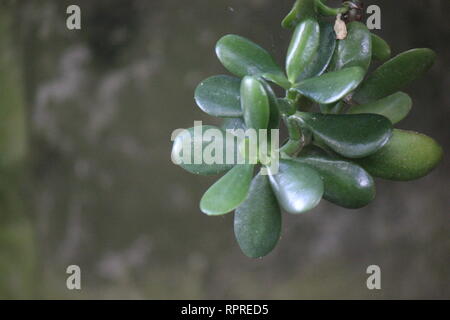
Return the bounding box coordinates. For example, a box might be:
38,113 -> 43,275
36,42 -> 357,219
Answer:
171,0 -> 443,258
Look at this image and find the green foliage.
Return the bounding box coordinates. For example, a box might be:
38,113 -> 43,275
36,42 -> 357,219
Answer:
356,129 -> 443,181
194,75 -> 242,117
294,112 -> 392,158
234,173 -> 281,258
329,22 -> 372,71
240,76 -> 270,130
172,0 -> 443,258
200,164 -> 254,215
353,48 -> 436,103
347,92 -> 412,124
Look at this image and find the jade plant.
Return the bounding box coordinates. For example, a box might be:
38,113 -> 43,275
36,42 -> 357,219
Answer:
171,0 -> 443,258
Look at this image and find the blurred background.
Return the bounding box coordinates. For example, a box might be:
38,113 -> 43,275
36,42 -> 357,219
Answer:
0,0 -> 448,299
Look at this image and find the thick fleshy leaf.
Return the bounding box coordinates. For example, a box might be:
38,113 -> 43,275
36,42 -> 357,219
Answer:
241,76 -> 270,130
329,22 -> 372,71
200,164 -> 254,215
297,21 -> 336,81
295,112 -> 393,158
286,19 -> 320,83
261,73 -> 291,90
371,33 -> 391,61
171,125 -> 235,175
234,173 -> 281,258
268,159 -> 323,214
194,75 -> 242,117
356,129 -> 443,181
354,48 -> 436,104
295,146 -> 375,208
215,34 -> 287,86
348,92 -> 412,124
293,67 -> 365,104
260,80 -> 281,129
281,0 -> 317,29
221,117 -> 246,131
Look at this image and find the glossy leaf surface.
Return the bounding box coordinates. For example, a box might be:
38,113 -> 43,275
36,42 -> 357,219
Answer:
234,173 -> 281,258
194,75 -> 242,117
282,0 -> 316,29
295,146 -> 375,208
371,33 -> 391,61
348,92 -> 412,124
330,22 -> 372,71
221,117 -> 246,131
286,19 -> 320,83
354,48 -> 436,103
172,125 -> 235,175
200,164 -> 254,215
297,21 -> 336,81
216,35 -> 286,83
268,160 -> 323,214
241,76 -> 270,130
296,112 -> 392,158
320,101 -> 345,114
293,67 -> 365,104
260,80 -> 281,129
356,129 -> 443,181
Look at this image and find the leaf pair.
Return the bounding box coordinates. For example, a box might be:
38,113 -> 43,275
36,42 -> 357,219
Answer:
203,159 -> 325,257
195,74 -> 279,129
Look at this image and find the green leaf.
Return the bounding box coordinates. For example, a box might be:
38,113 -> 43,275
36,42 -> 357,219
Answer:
200,164 -> 254,215
194,75 -> 242,117
260,80 -> 281,129
347,92 -> 412,124
295,112 -> 393,158
297,21 -> 336,81
234,173 -> 281,258
261,73 -> 291,90
215,34 -> 287,86
356,129 -> 443,181
292,67 -> 365,104
320,101 -> 345,114
329,22 -> 372,71
268,159 -> 323,214
221,117 -> 246,131
241,76 -> 270,130
286,19 -> 320,83
295,146 -> 375,209
354,48 -> 436,104
371,33 -> 391,61
282,0 -> 317,29
171,125 -> 235,175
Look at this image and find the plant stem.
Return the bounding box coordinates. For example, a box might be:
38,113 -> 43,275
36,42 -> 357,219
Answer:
279,116 -> 303,157
315,0 -> 350,16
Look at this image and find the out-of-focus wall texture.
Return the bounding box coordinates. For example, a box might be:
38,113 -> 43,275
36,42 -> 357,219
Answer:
0,0 -> 448,299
